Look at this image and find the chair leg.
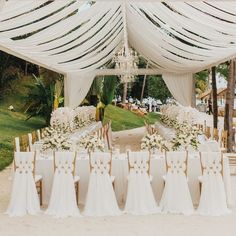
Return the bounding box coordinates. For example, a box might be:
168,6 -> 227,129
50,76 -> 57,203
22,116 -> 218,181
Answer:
75,182 -> 79,206
36,180 -> 43,206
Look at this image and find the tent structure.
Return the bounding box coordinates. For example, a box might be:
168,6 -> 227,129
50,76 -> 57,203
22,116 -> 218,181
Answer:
0,0 -> 236,108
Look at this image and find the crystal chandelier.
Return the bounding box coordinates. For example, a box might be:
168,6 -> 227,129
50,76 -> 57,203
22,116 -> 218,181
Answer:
113,45 -> 139,83
112,1 -> 139,83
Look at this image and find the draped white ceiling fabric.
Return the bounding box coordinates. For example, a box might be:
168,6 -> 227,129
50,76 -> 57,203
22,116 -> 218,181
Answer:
1,0 -> 236,107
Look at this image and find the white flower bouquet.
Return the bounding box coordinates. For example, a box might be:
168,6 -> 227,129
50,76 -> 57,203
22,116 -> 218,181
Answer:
42,133 -> 72,151
78,133 -> 104,152
141,133 -> 169,152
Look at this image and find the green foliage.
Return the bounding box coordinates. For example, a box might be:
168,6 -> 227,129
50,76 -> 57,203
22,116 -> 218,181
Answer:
217,62 -> 229,80
103,105 -> 160,131
23,75 -> 55,125
194,70 -> 209,94
147,75 -> 172,103
100,76 -> 118,106
0,51 -> 22,96
0,107 -> 44,170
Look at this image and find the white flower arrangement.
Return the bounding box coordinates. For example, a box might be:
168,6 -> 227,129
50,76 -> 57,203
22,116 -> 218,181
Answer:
141,133 -> 170,152
50,107 -> 74,130
171,122 -> 202,150
78,133 -> 104,152
50,106 -> 96,131
42,133 -> 72,151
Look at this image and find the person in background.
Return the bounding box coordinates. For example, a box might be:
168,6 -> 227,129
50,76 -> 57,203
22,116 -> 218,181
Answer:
208,98 -> 213,115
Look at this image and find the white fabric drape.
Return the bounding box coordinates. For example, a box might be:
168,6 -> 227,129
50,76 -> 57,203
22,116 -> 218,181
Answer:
0,0 -> 5,10
46,152 -> 80,218
124,151 -> 159,215
64,72 -> 95,109
2,1 -> 236,104
160,151 -> 194,215
84,152 -> 121,216
197,152 -> 231,216
162,73 -> 193,106
6,152 -> 40,217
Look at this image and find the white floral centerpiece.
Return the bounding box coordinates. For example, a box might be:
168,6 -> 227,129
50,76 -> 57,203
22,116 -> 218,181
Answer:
141,133 -> 169,152
78,133 -> 104,152
50,107 -> 74,131
171,122 -> 202,150
73,106 -> 96,129
42,133 -> 72,151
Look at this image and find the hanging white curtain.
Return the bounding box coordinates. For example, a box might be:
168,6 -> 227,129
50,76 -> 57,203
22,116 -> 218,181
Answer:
0,0 -> 5,10
64,72 -> 95,109
162,73 -> 193,107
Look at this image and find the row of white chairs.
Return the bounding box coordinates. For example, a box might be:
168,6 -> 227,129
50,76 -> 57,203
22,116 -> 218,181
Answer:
6,151 -> 230,217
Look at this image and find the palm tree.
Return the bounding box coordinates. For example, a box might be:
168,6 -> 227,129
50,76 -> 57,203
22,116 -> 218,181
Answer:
23,75 -> 55,125
224,59 -> 236,152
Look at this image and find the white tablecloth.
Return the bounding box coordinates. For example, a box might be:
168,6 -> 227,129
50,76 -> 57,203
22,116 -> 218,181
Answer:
35,153 -> 232,207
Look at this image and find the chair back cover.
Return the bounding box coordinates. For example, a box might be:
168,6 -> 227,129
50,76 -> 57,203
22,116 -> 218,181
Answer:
90,152 -> 111,175
6,152 -> 40,216
197,152 -> 230,216
84,152 -> 120,216
46,151 -> 80,218
160,151 -> 194,215
54,151 -> 76,175
128,151 -> 150,174
166,151 -> 187,176
125,151 -> 159,215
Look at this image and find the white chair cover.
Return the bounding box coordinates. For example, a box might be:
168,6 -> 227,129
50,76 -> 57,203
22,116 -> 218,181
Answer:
6,152 -> 40,217
46,152 -> 80,218
84,152 -> 121,216
160,151 -> 194,215
197,152 -> 231,216
125,151 -> 159,215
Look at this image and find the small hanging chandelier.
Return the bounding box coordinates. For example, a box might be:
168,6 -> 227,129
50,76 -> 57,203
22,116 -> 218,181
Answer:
112,1 -> 139,83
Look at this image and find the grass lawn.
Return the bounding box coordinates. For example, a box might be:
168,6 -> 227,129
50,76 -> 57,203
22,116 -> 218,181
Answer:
0,108 -> 45,170
104,105 -> 160,131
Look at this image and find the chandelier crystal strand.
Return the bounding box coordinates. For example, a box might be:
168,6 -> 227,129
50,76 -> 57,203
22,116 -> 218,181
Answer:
113,0 -> 139,83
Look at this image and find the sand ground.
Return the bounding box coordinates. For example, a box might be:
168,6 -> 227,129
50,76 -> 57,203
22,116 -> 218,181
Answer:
0,127 -> 236,236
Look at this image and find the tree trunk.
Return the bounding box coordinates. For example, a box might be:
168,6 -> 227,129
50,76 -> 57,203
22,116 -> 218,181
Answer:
122,82 -> 128,103
212,66 -> 218,129
140,74 -> 147,103
224,59 -> 236,152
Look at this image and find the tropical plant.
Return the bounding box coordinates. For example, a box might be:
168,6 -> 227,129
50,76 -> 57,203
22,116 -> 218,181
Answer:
23,75 -> 55,125
98,76 -> 118,121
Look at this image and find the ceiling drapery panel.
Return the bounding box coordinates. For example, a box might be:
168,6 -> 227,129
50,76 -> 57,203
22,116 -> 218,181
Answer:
0,1 -> 236,74
1,0 -> 236,108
